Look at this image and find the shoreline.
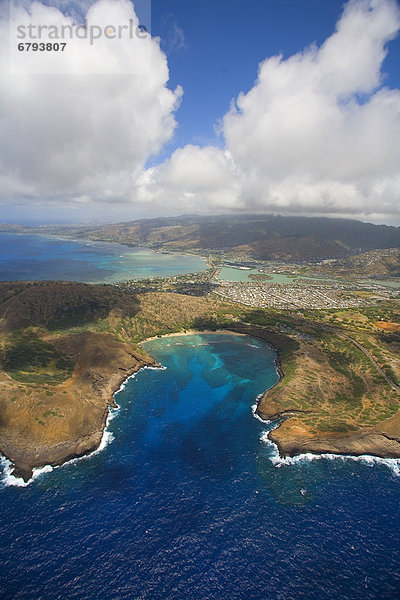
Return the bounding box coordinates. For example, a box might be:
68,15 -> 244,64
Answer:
251,405 -> 400,475
231,324 -> 400,462
140,328 -> 249,344
0,231 -> 209,285
0,339 -> 159,483
1,363 -> 165,487
260,427 -> 400,476
266,425 -> 400,461
253,360 -> 400,463
2,327 -> 400,485
255,375 -> 400,463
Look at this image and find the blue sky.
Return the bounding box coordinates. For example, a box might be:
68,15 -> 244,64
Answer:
1,0 -> 400,224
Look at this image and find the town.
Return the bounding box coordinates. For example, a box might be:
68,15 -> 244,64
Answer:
118,259 -> 399,310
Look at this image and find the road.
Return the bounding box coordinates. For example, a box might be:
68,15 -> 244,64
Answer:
325,325 -> 400,392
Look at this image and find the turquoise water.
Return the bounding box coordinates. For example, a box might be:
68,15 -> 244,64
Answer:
218,266 -> 338,285
218,266 -> 400,289
218,266 -> 262,281
359,279 -> 400,289
0,233 -> 206,283
1,334 -> 399,599
218,267 -> 311,283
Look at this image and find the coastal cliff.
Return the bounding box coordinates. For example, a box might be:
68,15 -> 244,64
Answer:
252,323 -> 400,461
0,332 -> 157,481
268,425 -> 400,459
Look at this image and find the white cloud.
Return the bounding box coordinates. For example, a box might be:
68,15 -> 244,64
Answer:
221,0 -> 400,220
133,145 -> 243,212
0,0 -> 181,202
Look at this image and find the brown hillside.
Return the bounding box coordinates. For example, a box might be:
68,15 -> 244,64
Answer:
0,281 -> 140,331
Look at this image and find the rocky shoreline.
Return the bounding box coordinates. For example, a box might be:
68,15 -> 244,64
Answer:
254,349 -> 400,461
0,332 -> 158,482
2,326 -> 400,484
2,420 -> 107,482
0,329 -> 255,482
267,427 -> 400,460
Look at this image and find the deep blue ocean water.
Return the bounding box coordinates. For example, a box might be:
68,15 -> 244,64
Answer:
0,233 -> 206,282
1,334 -> 400,600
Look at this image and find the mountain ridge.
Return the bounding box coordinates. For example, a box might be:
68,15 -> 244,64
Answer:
1,214 -> 400,261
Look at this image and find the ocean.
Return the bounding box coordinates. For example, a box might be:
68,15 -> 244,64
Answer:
0,233 -> 206,282
0,334 -> 399,600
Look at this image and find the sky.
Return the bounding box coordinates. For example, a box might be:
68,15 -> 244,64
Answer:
0,0 -> 399,224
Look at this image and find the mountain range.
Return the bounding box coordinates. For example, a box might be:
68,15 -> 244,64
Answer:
2,215 -> 400,261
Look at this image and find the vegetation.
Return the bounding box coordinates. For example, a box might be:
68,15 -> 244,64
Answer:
0,281 -> 140,331
87,292 -> 243,348
2,331 -> 74,384
252,300 -> 400,438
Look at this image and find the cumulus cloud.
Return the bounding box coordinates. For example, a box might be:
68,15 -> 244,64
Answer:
221,0 -> 400,220
133,145 -> 243,212
13,0 -> 98,21
0,0 -> 181,203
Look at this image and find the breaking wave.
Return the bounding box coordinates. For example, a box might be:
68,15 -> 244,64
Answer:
260,430 -> 400,477
0,364 -> 167,487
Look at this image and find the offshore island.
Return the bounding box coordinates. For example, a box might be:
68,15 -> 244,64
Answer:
1,215 -> 400,480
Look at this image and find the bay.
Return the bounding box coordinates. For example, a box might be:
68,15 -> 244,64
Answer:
0,334 -> 399,600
